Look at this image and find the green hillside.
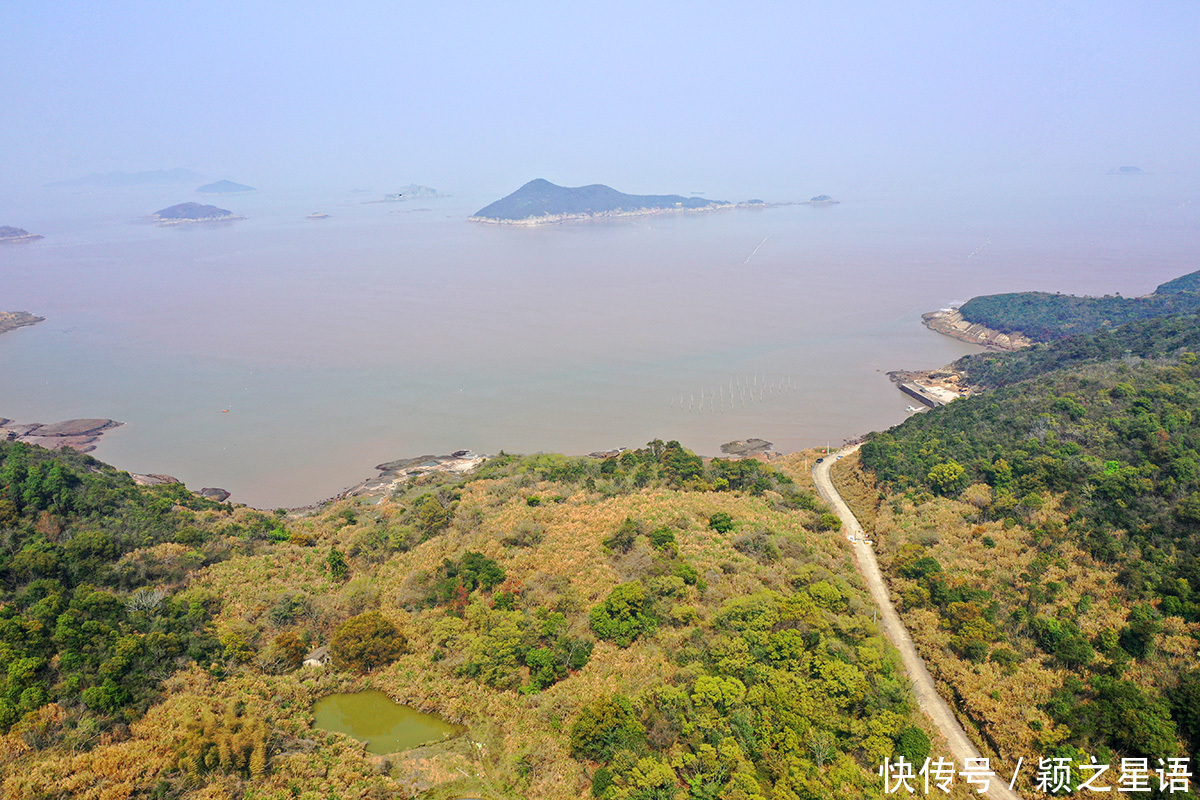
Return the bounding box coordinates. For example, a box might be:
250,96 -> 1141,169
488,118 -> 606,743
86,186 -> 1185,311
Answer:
955,269 -> 1200,341
858,322 -> 1200,774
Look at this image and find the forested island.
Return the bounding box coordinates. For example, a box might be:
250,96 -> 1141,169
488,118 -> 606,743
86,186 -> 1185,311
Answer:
196,179 -> 256,194
471,179 -> 731,225
150,202 -> 244,225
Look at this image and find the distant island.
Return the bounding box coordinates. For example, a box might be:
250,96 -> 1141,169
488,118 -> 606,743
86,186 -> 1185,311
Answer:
803,195 -> 839,206
150,202 -> 244,225
46,168 -> 202,188
0,226 -> 43,243
0,311 -> 45,335
470,179 -> 732,225
383,185 -> 443,201
196,179 -> 256,194
1108,165 -> 1145,175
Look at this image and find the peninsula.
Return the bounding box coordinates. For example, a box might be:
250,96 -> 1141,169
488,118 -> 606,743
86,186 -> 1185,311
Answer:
470,178 -> 731,225
0,311 -> 45,335
196,179 -> 256,194
150,202 -> 244,225
0,226 -> 43,243
926,267 -> 1200,344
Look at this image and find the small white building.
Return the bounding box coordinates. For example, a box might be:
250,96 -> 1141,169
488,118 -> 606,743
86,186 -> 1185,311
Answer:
303,646 -> 331,668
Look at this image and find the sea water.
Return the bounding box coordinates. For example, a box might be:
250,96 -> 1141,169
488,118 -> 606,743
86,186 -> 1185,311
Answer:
1,173 -> 1196,506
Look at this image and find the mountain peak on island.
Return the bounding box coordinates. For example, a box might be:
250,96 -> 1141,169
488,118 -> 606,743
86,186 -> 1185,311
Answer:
471,179 -> 730,225
196,179 -> 256,194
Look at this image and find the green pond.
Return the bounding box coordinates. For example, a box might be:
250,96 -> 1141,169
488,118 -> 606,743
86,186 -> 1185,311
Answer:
312,690 -> 463,754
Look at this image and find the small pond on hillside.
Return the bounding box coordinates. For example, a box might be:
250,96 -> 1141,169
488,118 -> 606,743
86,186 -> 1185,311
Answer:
312,690 -> 463,754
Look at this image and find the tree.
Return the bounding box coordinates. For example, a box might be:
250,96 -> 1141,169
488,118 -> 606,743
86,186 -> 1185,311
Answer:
416,494 -> 450,535
258,632 -> 306,674
330,611 -> 408,673
570,694 -> 646,761
590,582 -> 657,647
927,461 -> 967,496
326,547 -> 348,581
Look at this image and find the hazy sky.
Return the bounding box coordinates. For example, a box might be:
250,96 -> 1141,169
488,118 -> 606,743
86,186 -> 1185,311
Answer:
4,1 -> 1199,197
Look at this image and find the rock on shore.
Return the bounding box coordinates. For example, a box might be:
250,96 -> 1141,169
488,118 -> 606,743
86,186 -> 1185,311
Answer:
921,309 -> 1032,351
1,417 -> 123,453
336,451 -> 488,502
720,439 -> 775,457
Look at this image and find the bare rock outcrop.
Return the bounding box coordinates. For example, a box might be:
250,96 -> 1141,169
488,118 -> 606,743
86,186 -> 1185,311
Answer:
921,309 -> 1032,351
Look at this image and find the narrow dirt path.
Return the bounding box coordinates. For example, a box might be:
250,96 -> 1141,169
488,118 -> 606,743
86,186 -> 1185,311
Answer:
813,445 -> 1024,800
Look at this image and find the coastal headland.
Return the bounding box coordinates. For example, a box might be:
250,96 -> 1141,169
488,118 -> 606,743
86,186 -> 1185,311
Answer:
0,226 -> 44,243
0,417 -> 123,453
0,312 -> 45,335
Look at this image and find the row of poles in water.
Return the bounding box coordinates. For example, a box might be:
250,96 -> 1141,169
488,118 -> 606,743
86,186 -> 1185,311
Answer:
671,375 -> 799,413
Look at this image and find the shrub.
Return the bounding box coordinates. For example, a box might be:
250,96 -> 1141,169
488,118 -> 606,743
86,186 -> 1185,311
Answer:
708,513 -> 734,533
895,726 -> 930,766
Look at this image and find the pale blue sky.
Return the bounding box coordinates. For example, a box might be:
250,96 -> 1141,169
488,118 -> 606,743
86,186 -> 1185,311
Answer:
3,1 -> 1198,197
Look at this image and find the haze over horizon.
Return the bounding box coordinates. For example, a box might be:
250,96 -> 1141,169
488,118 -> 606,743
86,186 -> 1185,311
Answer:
3,2 -> 1199,203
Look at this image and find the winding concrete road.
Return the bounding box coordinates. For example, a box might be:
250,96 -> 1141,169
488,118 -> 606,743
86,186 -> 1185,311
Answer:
813,445 -> 1024,800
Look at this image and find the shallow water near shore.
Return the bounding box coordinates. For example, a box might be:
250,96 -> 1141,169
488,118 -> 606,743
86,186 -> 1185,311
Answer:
1,173 -> 1197,506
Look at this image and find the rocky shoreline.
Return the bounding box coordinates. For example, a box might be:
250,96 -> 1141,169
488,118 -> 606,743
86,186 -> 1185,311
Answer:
921,308 -> 1032,351
0,312 -> 45,335
1,417 -> 123,453
154,213 -> 245,227
0,232 -> 43,243
469,202 -> 741,226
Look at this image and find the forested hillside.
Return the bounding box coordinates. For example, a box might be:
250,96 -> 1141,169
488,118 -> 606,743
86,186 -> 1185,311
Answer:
954,312 -> 1200,389
858,319 -> 1200,786
957,269 -> 1200,341
1,439 -> 938,800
